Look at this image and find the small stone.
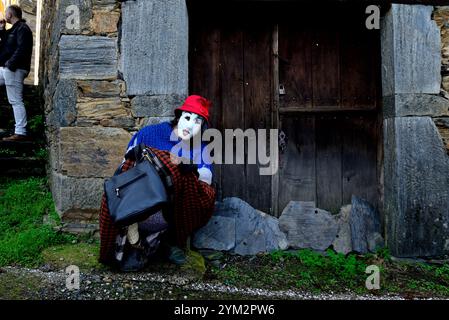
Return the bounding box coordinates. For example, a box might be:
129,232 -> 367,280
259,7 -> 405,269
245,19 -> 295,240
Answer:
91,10 -> 120,34
193,197 -> 288,255
332,204 -> 353,254
349,196 -> 383,254
279,201 -> 338,251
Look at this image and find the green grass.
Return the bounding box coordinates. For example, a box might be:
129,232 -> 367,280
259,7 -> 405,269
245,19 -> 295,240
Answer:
41,242 -> 105,271
209,248 -> 449,297
0,177 -> 74,267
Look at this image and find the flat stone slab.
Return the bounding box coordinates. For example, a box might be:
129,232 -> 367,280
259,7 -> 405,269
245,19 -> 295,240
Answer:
193,216 -> 235,252
279,201 -> 338,251
121,0 -> 188,95
381,4 -> 441,95
51,172 -> 104,217
193,197 -> 288,255
332,204 -> 353,255
59,127 -> 131,178
59,35 -> 117,80
384,116 -> 449,257
349,196 -> 383,254
131,94 -> 185,118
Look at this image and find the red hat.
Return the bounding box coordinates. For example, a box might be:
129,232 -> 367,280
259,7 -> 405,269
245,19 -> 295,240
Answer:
175,95 -> 212,125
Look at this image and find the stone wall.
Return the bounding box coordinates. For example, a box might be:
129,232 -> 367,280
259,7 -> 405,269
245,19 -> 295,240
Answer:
433,6 -> 449,154
40,1 -> 449,256
41,0 -> 188,231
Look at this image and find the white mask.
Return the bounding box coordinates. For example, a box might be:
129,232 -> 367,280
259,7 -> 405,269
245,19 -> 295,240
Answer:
177,111 -> 203,140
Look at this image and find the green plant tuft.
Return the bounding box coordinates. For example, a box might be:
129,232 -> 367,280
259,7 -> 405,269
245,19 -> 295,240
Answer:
0,177 -> 73,267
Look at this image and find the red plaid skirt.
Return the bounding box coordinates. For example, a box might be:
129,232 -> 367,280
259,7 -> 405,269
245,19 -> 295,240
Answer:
99,147 -> 216,264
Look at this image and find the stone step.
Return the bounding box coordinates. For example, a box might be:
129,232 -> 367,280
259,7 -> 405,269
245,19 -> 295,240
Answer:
0,139 -> 40,158
0,156 -> 46,176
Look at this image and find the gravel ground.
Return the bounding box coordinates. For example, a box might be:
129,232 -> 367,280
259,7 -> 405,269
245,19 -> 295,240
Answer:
0,266 -> 424,300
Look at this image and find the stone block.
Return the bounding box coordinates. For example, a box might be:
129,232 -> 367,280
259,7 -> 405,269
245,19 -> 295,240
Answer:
59,0 -> 93,34
91,9 -> 120,34
381,5 -> 441,95
332,204 -> 352,255
59,127 -> 131,178
92,0 -> 118,11
145,117 -> 173,126
383,94 -> 449,118
193,216 -> 236,251
77,80 -> 124,98
131,94 -> 185,117
51,171 -> 104,218
76,97 -> 129,121
193,197 -> 288,255
50,79 -> 77,127
100,117 -> 136,128
120,0 -> 188,95
59,35 -> 117,80
384,116 -> 449,257
349,196 -> 383,254
279,201 -> 338,251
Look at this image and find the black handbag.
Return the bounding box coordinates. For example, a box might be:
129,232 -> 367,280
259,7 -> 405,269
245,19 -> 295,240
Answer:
104,144 -> 170,227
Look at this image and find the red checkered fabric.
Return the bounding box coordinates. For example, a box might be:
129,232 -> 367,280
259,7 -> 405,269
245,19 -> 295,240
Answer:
99,147 -> 216,264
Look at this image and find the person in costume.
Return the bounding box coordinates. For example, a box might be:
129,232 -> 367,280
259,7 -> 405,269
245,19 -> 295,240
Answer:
99,95 -> 216,268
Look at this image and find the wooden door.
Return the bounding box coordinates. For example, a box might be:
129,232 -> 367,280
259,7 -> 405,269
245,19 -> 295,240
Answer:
189,2 -> 275,214
277,4 -> 382,214
188,1 -> 382,215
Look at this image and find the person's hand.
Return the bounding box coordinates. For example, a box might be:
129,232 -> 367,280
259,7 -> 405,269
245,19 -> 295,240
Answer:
0,19 -> 5,30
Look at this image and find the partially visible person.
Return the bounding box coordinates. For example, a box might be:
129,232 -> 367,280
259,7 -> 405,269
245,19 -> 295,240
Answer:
0,5 -> 33,142
99,95 -> 216,268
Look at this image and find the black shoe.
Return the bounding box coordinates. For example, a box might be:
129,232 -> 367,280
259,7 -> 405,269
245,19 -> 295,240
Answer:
2,134 -> 32,142
119,246 -> 147,272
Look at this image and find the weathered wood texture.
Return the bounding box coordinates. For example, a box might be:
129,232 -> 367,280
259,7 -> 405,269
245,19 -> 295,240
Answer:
278,113 -> 380,214
278,4 -> 381,111
189,3 -> 274,213
189,2 -> 381,215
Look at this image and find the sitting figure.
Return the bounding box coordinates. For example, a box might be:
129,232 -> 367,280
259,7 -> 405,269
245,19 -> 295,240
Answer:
99,95 -> 216,270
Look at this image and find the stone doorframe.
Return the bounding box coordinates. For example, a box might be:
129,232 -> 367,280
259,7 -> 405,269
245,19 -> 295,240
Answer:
381,5 -> 449,257
45,0 -> 449,258
123,1 -> 449,257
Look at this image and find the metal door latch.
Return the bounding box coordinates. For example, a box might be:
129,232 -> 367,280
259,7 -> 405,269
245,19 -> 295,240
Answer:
279,130 -> 288,153
279,84 -> 286,95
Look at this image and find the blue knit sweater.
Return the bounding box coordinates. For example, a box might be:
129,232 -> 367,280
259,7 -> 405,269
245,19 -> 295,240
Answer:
126,121 -> 213,173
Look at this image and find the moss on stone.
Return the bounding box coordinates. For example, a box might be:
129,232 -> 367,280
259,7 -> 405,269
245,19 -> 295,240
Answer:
41,243 -> 106,272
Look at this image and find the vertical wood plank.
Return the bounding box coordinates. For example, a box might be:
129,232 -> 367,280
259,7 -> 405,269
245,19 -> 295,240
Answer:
278,115 -> 316,213
189,18 -> 223,199
315,114 -> 343,213
278,22 -> 312,109
311,28 -> 341,108
271,23 -> 280,216
341,115 -> 378,208
243,23 -> 273,214
220,26 -> 247,200
340,26 -> 378,109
